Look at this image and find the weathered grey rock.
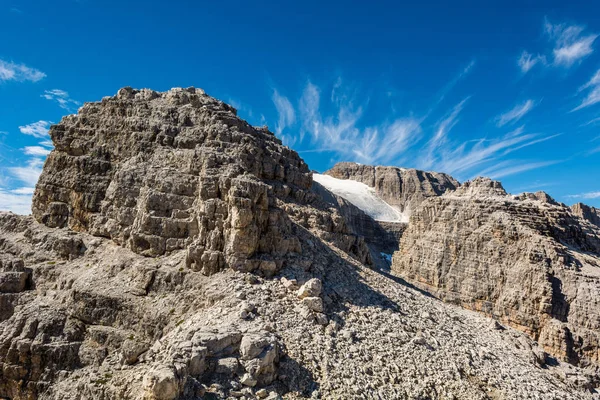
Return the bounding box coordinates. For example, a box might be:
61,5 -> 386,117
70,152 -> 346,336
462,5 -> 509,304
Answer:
32,87 -> 371,276
1,89 -> 599,400
393,177 -> 600,369
324,162 -> 459,215
572,202 -> 600,228
297,278 -> 322,299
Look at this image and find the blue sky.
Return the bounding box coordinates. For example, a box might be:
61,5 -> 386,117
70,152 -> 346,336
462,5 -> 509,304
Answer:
1,0 -> 600,214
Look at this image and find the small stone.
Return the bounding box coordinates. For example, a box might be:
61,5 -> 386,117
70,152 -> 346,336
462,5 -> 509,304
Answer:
239,301 -> 255,313
240,373 -> 257,387
301,297 -> 324,313
412,336 -> 427,346
281,277 -> 298,290
256,388 -> 268,398
239,310 -> 250,320
489,319 -> 504,331
297,278 -> 322,299
315,313 -> 328,326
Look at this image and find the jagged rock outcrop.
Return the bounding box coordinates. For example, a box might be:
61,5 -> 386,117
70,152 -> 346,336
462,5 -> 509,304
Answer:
324,162 -> 459,216
1,89 -> 599,400
572,203 -> 600,228
32,87 -> 371,275
392,177 -> 600,373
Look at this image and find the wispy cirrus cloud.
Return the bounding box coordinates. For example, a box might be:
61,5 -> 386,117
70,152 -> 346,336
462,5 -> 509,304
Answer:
271,72 -> 557,181
518,51 -> 546,74
567,191 -> 600,199
294,79 -> 422,166
495,100 -> 536,127
0,59 -> 46,82
41,89 -> 80,112
9,158 -> 44,186
419,98 -> 469,169
434,129 -> 558,178
477,160 -> 561,180
545,19 -> 597,67
272,89 -> 296,145
573,69 -> 600,111
0,188 -> 35,215
23,146 -> 51,157
18,121 -> 51,138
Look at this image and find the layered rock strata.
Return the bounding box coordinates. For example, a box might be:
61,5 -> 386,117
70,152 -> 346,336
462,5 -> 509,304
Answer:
392,177 -> 600,373
324,162 -> 459,216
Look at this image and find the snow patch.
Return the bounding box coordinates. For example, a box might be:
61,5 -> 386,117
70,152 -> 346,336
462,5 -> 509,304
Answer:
314,174 -> 408,223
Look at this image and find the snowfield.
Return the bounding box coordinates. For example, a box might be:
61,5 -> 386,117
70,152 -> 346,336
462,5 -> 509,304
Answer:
313,173 -> 408,223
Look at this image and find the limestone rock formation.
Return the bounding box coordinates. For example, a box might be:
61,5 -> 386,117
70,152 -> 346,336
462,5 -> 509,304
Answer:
572,202 -> 600,228
32,87 -> 371,275
324,161 -> 459,216
392,177 -> 600,374
1,88 -> 599,399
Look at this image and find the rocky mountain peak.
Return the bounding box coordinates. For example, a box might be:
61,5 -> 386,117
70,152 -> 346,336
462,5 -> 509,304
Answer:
450,176 -> 507,198
513,190 -> 559,205
31,87 -> 370,276
572,202 -> 600,228
324,161 -> 459,215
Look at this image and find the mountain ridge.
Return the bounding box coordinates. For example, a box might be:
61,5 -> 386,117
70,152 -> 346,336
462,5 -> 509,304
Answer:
1,87 -> 600,399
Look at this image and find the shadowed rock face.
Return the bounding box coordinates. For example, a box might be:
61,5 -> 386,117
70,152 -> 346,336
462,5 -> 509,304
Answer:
392,177 -> 600,369
32,87 -> 371,276
572,202 -> 600,228
324,162 -> 459,216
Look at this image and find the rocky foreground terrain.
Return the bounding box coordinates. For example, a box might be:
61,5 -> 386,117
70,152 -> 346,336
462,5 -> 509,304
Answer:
1,87 -> 600,399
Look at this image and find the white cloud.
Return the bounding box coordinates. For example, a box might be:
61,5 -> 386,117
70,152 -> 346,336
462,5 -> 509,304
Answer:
573,69 -> 600,111
545,20 -> 597,67
11,187 -> 34,195
39,140 -> 54,148
420,98 -> 468,169
0,59 -> 46,82
0,188 -> 34,215
437,131 -> 537,175
495,100 -> 536,127
23,146 -> 51,156
9,158 -> 44,186
567,191 -> 600,199
271,89 -> 296,143
19,121 -> 51,138
478,160 -> 560,179
295,80 -> 422,165
518,51 -> 546,73
271,77 -> 557,183
41,89 -> 80,111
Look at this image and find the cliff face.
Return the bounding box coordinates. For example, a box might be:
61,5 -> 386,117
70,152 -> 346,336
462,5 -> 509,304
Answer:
392,177 -> 600,370
324,162 -> 459,216
572,202 -> 600,228
32,87 -> 371,275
